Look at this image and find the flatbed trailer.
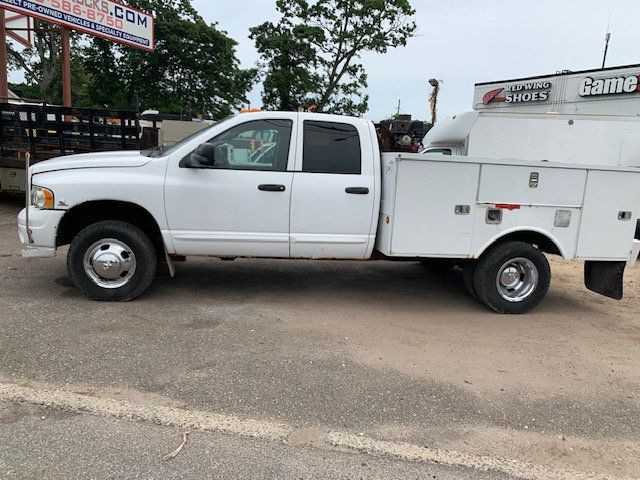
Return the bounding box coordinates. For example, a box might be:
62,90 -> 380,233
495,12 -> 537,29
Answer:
0,102 -> 139,193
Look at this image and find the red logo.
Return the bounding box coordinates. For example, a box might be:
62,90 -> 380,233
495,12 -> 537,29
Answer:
483,87 -> 506,105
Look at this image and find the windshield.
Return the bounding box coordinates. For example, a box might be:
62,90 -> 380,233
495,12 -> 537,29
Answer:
141,116 -> 235,157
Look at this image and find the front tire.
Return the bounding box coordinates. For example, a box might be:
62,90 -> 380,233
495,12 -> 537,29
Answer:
473,241 -> 550,314
67,221 -> 157,301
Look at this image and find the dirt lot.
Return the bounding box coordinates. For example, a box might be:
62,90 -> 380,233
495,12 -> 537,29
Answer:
1,195 -> 639,479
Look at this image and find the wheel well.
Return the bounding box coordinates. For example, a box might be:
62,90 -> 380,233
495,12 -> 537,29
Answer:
56,201 -> 164,256
486,231 -> 562,257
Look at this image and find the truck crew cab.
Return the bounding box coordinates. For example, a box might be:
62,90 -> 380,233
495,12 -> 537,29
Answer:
18,112 -> 640,313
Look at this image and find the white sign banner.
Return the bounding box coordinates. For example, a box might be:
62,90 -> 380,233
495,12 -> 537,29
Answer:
1,0 -> 154,51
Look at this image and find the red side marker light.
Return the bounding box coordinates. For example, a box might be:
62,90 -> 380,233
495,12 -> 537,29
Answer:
495,203 -> 521,211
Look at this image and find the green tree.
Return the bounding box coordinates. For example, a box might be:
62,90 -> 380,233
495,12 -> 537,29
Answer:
82,38 -> 128,109
98,0 -> 257,118
252,0 -> 416,115
7,22 -> 89,105
249,21 -> 321,111
8,0 -> 255,118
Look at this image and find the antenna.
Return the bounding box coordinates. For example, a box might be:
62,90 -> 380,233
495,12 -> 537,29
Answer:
601,13 -> 612,69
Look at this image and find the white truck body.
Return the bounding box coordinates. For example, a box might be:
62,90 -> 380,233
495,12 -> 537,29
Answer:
377,154 -> 640,263
17,112 -> 640,313
423,111 -> 640,167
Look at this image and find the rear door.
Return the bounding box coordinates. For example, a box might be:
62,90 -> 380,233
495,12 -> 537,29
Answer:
289,118 -> 376,259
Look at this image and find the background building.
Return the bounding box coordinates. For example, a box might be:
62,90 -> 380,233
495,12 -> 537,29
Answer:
474,64 -> 640,116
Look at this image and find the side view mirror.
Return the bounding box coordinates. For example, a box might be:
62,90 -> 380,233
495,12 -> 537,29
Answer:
179,143 -> 216,168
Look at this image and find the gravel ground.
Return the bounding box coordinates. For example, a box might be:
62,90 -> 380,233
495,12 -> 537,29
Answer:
1,195 -> 639,479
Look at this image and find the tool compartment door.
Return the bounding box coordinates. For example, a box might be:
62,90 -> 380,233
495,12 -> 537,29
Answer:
390,159 -> 480,256
477,164 -> 586,207
576,170 -> 640,260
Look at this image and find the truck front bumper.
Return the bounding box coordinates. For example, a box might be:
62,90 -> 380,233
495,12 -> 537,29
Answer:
18,207 -> 65,258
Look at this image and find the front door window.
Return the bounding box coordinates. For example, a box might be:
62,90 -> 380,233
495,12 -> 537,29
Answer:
203,119 -> 293,171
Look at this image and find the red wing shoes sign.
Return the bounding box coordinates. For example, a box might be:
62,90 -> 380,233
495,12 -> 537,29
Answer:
483,81 -> 553,105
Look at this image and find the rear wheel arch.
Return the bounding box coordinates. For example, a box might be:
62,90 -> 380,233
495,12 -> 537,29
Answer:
56,200 -> 165,257
476,229 -> 564,259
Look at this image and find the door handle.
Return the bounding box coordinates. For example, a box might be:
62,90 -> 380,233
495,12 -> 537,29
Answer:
258,184 -> 286,192
345,187 -> 369,195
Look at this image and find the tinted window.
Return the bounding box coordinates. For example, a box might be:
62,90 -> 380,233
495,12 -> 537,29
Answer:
303,121 -> 361,174
201,119 -> 292,171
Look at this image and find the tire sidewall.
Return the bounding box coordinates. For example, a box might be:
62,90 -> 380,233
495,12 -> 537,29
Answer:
474,242 -> 550,314
461,261 -> 480,302
68,221 -> 157,301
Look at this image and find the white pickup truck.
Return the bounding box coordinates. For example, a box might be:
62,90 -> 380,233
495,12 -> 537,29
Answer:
18,112 -> 640,314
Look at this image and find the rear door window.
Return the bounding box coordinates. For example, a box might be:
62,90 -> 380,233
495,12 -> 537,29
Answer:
302,121 -> 361,174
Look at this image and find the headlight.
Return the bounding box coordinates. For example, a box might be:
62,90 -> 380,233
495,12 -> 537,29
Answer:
31,185 -> 55,209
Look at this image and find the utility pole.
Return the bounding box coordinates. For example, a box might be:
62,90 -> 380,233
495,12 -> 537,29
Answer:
428,78 -> 441,125
396,99 -> 401,117
0,8 -> 9,99
61,27 -> 72,107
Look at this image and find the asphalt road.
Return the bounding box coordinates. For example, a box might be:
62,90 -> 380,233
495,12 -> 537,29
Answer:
1,196 -> 639,479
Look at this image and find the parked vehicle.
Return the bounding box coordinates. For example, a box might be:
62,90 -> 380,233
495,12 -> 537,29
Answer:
423,111 -> 640,243
0,103 -> 139,193
18,112 -> 640,313
422,110 -> 640,167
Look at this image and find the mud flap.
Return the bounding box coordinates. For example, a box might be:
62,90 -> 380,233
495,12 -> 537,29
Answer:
584,261 -> 625,300
163,245 -> 176,278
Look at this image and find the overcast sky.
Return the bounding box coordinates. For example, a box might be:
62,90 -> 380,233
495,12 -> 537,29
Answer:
8,0 -> 638,120
194,0 -> 640,121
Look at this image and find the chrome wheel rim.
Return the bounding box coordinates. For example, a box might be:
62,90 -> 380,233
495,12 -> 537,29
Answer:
83,238 -> 136,289
496,257 -> 538,302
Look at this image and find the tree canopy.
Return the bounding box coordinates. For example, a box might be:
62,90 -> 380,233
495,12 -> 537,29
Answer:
8,0 -> 256,119
249,20 -> 321,112
7,0 -> 416,118
251,0 -> 416,115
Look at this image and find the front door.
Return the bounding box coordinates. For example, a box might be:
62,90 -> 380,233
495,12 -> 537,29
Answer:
289,118 -> 376,259
165,117 -> 296,257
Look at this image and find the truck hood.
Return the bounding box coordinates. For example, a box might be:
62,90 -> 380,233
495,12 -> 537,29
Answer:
30,151 -> 151,175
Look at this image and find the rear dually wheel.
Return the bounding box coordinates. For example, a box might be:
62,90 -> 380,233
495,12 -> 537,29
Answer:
473,241 -> 551,314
